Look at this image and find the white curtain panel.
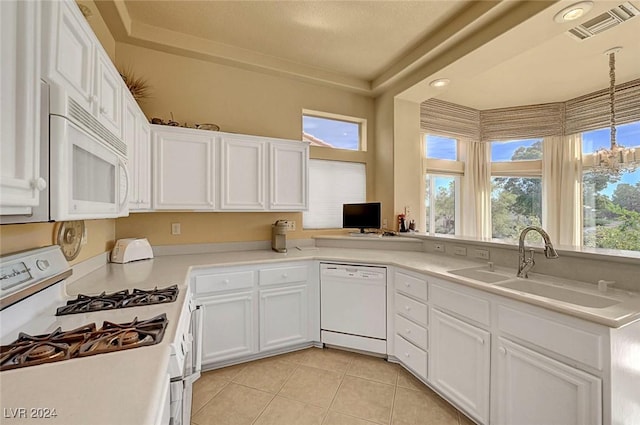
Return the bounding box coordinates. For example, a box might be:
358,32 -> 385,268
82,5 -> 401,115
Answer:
462,141 -> 491,238
542,134 -> 583,246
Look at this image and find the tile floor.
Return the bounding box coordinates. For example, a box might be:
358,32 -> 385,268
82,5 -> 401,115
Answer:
191,347 -> 475,425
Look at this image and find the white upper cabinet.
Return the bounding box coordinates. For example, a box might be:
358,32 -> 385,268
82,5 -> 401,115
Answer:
94,50 -> 122,137
152,126 -> 216,210
43,0 -> 93,112
269,141 -> 308,210
220,134 -> 266,210
123,92 -> 151,210
150,126 -> 308,212
42,0 -> 122,139
0,1 -> 43,215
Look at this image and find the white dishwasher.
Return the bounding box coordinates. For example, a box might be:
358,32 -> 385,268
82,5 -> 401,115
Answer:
320,263 -> 387,354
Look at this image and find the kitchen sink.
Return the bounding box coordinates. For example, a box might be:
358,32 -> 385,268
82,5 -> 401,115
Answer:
447,266 -> 513,283
496,279 -> 620,308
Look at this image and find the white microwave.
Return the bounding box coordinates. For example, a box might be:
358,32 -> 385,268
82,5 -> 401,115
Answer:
49,114 -> 129,220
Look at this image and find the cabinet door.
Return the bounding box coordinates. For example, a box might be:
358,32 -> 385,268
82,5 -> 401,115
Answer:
269,142 -> 308,210
94,49 -> 122,137
220,135 -> 265,210
199,292 -> 256,364
494,338 -> 602,425
45,0 -> 94,112
135,118 -> 151,209
123,94 -> 138,208
430,308 -> 490,424
259,285 -> 308,351
0,1 -> 43,214
153,128 -> 215,209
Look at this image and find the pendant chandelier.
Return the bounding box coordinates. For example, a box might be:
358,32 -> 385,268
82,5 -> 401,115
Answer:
592,47 -> 639,176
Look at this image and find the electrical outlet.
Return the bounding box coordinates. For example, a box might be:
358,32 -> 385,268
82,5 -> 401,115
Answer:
171,223 -> 181,235
382,219 -> 388,229
453,246 -> 467,256
434,243 -> 445,252
474,249 -> 490,260
405,205 -> 411,216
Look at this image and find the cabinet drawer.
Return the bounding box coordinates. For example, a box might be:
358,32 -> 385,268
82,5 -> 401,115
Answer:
396,314 -> 427,350
259,265 -> 308,286
498,305 -> 604,370
395,293 -> 428,326
395,272 -> 428,301
431,283 -> 490,326
194,271 -> 255,295
395,334 -> 427,379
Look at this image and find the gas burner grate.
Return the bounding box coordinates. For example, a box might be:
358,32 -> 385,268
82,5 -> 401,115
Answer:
56,285 -> 178,315
0,314 -> 168,371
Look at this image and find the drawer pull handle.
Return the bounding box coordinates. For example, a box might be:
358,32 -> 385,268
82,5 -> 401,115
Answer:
405,306 -> 410,311
499,347 -> 507,355
282,273 -> 288,279
405,352 -> 410,358
406,329 -> 411,334
405,282 -> 410,287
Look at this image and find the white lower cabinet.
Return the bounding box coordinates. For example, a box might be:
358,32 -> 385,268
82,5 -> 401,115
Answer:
199,291 -> 256,364
494,337 -> 602,425
430,308 -> 490,425
193,262 -> 316,367
259,285 -> 308,351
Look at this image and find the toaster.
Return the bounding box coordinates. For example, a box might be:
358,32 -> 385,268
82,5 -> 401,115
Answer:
110,238 -> 154,263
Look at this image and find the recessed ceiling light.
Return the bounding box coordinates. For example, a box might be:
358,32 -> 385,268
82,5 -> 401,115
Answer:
430,79 -> 450,88
553,1 -> 593,23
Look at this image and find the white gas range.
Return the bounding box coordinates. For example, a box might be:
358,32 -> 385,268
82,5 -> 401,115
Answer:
0,246 -> 201,425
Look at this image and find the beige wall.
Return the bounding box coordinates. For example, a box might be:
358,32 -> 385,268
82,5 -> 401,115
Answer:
114,42 -> 375,244
77,0 -> 116,62
0,220 -> 115,265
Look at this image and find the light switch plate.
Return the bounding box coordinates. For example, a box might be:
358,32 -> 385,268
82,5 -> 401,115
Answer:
171,223 -> 181,235
474,249 -> 490,260
454,246 -> 467,256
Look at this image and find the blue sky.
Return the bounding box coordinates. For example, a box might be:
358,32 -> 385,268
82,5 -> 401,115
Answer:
303,116 -> 359,150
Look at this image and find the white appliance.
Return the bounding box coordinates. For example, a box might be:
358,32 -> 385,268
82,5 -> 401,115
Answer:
320,263 -> 387,354
49,111 -> 129,220
170,296 -> 203,425
0,246 -> 200,425
111,238 -> 154,263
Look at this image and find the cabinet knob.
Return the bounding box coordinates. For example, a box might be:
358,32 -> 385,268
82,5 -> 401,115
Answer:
405,306 -> 410,311
222,279 -> 229,284
86,94 -> 93,103
499,347 -> 507,355
282,273 -> 288,279
406,329 -> 411,334
405,282 -> 410,287
405,352 -> 410,358
92,95 -> 99,103
31,177 -> 47,191
100,106 -> 107,114
477,337 -> 484,345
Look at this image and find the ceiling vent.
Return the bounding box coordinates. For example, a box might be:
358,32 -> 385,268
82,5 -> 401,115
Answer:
567,1 -> 640,40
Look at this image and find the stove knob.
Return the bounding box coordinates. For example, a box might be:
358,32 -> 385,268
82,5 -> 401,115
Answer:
36,259 -> 50,271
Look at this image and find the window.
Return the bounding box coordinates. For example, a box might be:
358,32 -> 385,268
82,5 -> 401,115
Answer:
302,111 -> 366,151
422,134 -> 462,235
582,121 -> 640,252
303,159 -> 366,229
425,135 -> 457,160
425,175 -> 458,234
490,138 -> 543,242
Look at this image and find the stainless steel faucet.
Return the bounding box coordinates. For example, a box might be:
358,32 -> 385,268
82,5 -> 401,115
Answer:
517,226 -> 559,278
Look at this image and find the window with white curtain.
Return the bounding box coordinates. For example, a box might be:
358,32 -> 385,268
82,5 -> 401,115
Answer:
422,134 -> 462,235
303,159 -> 366,229
490,138 -> 543,242
582,121 -> 640,252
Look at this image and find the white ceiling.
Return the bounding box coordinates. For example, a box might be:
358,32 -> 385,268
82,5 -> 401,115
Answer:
96,0 -> 640,108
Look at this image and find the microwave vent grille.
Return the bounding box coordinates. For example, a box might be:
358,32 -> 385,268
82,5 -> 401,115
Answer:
68,98 -> 127,157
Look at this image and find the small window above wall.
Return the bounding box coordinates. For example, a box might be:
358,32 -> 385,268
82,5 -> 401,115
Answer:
302,110 -> 366,151
425,135 -> 457,160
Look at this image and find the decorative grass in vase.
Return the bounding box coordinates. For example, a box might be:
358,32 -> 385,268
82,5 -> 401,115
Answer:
119,67 -> 151,103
